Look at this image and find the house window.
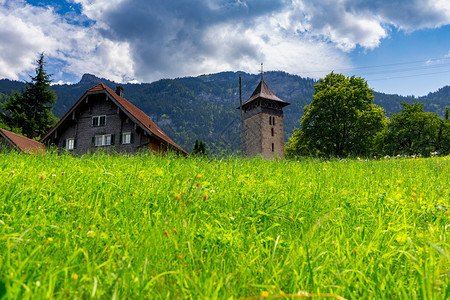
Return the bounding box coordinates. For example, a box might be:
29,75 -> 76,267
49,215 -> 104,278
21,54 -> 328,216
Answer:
92,115 -> 106,127
121,132 -> 134,144
93,134 -> 114,146
63,138 -> 76,150
66,138 -> 75,150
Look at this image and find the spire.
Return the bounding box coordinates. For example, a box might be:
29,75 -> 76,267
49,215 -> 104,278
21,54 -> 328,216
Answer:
260,62 -> 264,81
237,79 -> 290,110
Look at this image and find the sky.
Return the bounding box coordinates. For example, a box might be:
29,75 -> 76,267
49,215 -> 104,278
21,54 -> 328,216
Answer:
0,0 -> 449,96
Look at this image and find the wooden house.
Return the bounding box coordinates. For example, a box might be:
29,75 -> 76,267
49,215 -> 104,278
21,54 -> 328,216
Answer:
41,83 -> 188,155
0,128 -> 45,153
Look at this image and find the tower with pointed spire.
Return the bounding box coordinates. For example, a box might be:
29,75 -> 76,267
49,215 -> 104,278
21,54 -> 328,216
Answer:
238,74 -> 290,158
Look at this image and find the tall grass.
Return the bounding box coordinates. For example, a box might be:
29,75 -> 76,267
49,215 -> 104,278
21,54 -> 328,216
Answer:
0,152 -> 448,299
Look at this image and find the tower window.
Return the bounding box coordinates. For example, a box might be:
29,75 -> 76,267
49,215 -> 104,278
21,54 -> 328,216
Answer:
273,117 -> 275,126
271,128 -> 274,136
269,116 -> 272,125
272,143 -> 274,152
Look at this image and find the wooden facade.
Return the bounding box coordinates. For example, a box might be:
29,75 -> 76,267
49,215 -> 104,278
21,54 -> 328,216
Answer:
41,84 -> 187,155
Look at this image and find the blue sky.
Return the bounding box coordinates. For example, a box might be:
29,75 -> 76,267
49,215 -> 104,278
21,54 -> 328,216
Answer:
0,0 -> 449,96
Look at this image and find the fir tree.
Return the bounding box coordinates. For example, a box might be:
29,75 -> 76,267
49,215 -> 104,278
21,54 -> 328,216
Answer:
192,139 -> 207,156
1,53 -> 57,138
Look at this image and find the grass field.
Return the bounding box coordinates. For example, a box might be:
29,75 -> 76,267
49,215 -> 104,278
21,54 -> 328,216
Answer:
0,152 -> 449,299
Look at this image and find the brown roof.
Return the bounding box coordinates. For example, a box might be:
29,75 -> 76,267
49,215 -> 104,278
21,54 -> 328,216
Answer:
238,79 -> 290,109
0,128 -> 45,153
42,83 -> 188,155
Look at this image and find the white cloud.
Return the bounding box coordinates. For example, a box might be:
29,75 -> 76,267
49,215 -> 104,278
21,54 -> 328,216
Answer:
71,0 -> 126,25
0,1 -> 59,79
0,0 -> 135,82
284,0 -> 450,51
63,38 -> 135,83
0,0 -> 449,84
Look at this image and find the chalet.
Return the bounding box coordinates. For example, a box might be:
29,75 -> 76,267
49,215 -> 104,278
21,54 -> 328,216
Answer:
41,83 -> 188,155
0,128 -> 45,153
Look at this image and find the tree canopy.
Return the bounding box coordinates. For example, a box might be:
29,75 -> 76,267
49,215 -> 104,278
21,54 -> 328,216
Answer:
286,72 -> 386,158
383,102 -> 449,156
1,53 -> 57,138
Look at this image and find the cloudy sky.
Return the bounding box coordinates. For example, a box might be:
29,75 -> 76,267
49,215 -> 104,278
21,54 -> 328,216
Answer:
0,0 -> 449,96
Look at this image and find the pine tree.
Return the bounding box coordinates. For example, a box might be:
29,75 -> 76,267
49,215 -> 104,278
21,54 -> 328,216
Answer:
192,139 -> 207,156
1,53 -> 57,138
199,141 -> 207,156
193,139 -> 199,154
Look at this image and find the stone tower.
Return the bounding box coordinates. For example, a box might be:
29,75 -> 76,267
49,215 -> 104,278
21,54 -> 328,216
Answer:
238,79 -> 290,158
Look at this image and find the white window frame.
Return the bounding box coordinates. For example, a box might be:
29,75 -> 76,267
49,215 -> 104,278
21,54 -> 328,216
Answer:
92,115 -> 106,127
66,138 -> 75,150
94,134 -> 112,146
122,132 -> 132,144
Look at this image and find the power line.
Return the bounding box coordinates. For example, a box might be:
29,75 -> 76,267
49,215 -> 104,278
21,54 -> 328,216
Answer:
296,56 -> 450,74
357,63 -> 450,76
367,69 -> 450,81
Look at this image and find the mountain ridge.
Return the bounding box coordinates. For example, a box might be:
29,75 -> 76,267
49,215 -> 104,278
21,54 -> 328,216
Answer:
1,71 -> 448,154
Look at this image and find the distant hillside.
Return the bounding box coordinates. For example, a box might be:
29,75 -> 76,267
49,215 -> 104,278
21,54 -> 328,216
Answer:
0,72 -> 448,154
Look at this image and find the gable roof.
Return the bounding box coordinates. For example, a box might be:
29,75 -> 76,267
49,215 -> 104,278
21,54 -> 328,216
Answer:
41,83 -> 188,155
238,79 -> 290,110
0,128 -> 45,153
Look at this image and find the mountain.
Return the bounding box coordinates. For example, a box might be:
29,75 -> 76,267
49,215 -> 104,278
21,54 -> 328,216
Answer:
0,72 -> 448,154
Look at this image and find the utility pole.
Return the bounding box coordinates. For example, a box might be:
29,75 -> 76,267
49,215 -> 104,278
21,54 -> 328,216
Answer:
239,74 -> 244,156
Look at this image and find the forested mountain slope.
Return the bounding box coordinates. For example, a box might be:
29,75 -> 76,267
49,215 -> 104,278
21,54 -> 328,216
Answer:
0,72 -> 448,154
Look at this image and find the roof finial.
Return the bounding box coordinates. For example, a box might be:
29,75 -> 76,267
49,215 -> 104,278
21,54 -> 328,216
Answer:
260,62 -> 264,81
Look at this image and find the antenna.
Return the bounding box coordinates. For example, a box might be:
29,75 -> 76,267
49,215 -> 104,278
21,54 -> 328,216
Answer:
260,62 -> 264,80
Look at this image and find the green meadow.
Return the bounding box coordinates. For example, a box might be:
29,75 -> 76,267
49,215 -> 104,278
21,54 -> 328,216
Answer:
0,152 -> 449,299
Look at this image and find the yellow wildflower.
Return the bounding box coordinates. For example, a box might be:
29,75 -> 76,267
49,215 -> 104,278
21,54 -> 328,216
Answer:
261,291 -> 269,298
72,273 -> 78,280
47,237 -> 53,242
197,174 -> 203,179
174,193 -> 181,200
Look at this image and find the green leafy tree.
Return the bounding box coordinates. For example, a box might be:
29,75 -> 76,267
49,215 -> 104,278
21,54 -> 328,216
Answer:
1,53 -> 57,138
383,102 -> 445,156
286,72 -> 386,158
439,108 -> 450,155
